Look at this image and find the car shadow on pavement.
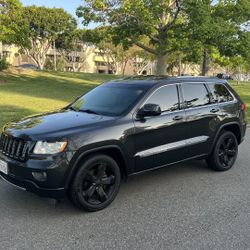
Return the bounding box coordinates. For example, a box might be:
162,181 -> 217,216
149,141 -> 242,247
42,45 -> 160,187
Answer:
0,159 -> 212,215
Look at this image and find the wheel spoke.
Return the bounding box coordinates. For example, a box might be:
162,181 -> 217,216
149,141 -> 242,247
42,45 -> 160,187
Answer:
222,141 -> 228,150
227,149 -> 236,156
218,150 -> 225,160
100,175 -> 115,185
96,186 -> 108,202
97,162 -> 106,179
85,184 -> 96,199
85,172 -> 96,182
223,154 -> 229,165
218,150 -> 224,156
226,138 -> 233,148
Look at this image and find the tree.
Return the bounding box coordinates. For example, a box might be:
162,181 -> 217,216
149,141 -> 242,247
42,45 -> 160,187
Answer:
5,5 -> 77,70
183,0 -> 250,75
77,0 -> 183,75
82,27 -> 155,75
21,6 -> 77,70
77,0 -> 250,76
56,29 -> 92,72
127,46 -> 155,75
80,27 -> 119,74
0,0 -> 23,43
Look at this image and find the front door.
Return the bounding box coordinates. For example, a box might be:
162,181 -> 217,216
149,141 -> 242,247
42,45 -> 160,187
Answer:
133,84 -> 188,172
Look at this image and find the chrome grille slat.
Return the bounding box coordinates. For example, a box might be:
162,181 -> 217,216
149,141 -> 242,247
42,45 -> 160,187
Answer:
16,141 -> 23,158
7,138 -> 13,155
3,135 -> 9,153
0,133 -> 29,162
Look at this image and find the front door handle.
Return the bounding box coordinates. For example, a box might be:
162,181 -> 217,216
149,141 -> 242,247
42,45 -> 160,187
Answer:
210,108 -> 219,113
173,115 -> 183,121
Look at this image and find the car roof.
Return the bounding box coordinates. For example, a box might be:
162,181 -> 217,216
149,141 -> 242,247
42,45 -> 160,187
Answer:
104,75 -> 227,88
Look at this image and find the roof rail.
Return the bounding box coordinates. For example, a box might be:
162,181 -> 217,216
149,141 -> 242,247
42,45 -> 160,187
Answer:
120,75 -> 171,80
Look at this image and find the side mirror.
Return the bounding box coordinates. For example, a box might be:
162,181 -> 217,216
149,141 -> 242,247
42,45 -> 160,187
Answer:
137,103 -> 161,118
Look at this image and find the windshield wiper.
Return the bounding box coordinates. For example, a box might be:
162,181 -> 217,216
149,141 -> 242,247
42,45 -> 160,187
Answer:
79,109 -> 100,115
68,106 -> 78,112
68,107 -> 100,115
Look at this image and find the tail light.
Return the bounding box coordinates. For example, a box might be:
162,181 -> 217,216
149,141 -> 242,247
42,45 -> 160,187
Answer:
241,103 -> 247,113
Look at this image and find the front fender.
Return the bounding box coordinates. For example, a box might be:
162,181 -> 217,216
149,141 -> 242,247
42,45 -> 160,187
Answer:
64,142 -> 131,189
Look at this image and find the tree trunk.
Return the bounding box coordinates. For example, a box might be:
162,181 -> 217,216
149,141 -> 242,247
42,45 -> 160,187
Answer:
156,54 -> 168,75
53,40 -> 57,71
37,62 -> 43,70
37,60 -> 44,70
201,48 -> 210,76
178,55 -> 182,76
122,60 -> 128,76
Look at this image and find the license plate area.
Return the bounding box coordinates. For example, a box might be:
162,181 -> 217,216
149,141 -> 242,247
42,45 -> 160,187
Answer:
0,159 -> 8,175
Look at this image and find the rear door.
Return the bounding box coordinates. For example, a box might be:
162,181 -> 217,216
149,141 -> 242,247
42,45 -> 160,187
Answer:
181,82 -> 220,157
133,84 -> 188,172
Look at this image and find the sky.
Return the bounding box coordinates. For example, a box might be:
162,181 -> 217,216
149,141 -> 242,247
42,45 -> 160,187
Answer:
20,0 -> 86,27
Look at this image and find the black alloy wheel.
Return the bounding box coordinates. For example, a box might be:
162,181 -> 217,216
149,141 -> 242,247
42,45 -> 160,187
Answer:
69,154 -> 121,212
218,136 -> 237,168
206,131 -> 238,171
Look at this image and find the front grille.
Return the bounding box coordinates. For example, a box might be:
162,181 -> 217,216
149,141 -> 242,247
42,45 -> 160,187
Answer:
0,133 -> 30,161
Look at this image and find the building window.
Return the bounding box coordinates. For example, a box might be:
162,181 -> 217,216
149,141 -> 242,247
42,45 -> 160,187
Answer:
95,61 -> 107,66
95,52 -> 104,56
2,51 -> 10,58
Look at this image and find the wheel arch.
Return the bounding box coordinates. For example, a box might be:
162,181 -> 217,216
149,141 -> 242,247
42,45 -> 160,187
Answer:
65,145 -> 129,189
212,122 -> 242,152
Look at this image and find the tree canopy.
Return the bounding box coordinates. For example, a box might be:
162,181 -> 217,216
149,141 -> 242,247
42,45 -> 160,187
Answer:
1,0 -> 250,75
1,1 -> 77,69
0,0 -> 23,43
77,0 -> 250,75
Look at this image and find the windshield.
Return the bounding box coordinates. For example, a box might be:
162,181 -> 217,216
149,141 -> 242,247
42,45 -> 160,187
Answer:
70,84 -> 148,116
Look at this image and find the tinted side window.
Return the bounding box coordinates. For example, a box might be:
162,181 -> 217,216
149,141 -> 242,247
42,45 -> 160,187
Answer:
208,83 -> 234,103
182,83 -> 210,108
145,85 -> 179,112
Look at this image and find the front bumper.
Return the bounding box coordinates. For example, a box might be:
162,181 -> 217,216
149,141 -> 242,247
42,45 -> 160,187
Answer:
0,172 -> 65,199
0,152 -> 71,199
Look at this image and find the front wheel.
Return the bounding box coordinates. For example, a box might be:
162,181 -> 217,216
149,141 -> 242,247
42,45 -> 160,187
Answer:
69,154 -> 121,212
206,131 -> 238,171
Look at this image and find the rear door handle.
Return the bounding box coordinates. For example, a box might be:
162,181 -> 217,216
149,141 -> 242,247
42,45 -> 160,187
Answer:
210,108 -> 219,113
173,115 -> 184,121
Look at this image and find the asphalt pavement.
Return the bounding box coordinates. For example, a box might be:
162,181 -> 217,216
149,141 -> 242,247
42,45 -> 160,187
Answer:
0,130 -> 250,250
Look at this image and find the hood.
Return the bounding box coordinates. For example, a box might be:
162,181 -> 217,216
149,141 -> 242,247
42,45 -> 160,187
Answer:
3,109 -> 115,140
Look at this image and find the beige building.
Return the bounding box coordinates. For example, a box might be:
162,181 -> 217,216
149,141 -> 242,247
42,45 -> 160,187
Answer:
0,42 -> 186,76
1,43 -> 154,75
46,46 -> 154,75
0,42 -> 35,66
1,42 -> 204,76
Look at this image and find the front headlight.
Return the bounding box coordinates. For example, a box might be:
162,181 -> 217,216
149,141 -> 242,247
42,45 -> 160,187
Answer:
33,141 -> 68,155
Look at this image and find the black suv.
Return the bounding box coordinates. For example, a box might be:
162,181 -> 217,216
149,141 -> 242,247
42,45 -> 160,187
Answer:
0,76 -> 247,211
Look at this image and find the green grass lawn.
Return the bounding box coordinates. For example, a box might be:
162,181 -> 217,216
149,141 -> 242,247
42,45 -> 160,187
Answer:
0,69 -> 118,129
230,81 -> 250,122
0,70 -> 249,129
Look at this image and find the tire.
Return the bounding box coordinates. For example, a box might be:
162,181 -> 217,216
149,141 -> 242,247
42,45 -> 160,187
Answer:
69,154 -> 121,212
206,131 -> 238,171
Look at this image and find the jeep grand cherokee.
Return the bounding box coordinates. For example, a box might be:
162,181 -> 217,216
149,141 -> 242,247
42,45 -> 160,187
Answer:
0,76 -> 247,211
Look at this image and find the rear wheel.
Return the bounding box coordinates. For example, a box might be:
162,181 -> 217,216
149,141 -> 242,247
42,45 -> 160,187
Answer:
206,131 -> 238,171
69,154 -> 121,212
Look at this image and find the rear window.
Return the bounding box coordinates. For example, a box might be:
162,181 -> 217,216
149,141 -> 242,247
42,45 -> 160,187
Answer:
208,83 -> 234,103
182,83 -> 210,108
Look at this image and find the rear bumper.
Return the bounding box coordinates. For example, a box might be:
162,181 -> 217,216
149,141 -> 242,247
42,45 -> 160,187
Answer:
0,172 -> 66,199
